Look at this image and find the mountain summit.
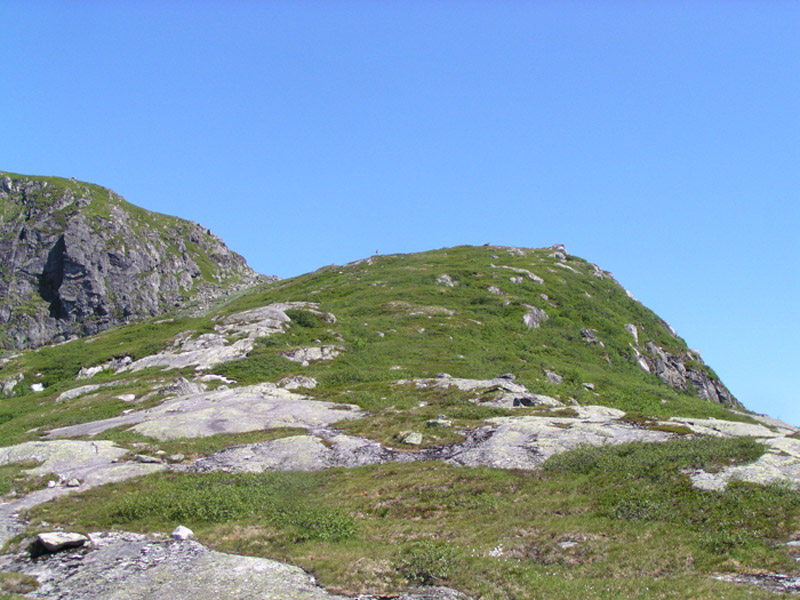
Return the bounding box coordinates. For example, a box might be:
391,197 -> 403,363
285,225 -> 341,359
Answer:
0,171 -> 262,349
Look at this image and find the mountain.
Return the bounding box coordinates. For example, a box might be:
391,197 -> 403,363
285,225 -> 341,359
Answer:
0,171 -> 263,350
1,191 -> 799,599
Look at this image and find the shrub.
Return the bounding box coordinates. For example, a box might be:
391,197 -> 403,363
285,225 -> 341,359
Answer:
398,539 -> 456,584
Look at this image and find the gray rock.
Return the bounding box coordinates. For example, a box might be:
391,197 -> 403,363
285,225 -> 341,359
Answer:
118,303 -> 328,374
1,373 -> 24,396
642,343 -> 741,409
170,525 -> 194,541
522,305 -> 548,328
277,375 -> 318,390
401,432 -> 423,446
0,440 -> 164,546
134,454 -> 162,464
491,264 -> 544,284
398,374 -> 562,409
624,323 -> 638,344
436,274 -> 457,287
0,172 -> 266,351
581,328 -> 604,347
487,285 -> 503,295
544,369 -> 563,384
281,345 -> 343,366
35,532 -> 88,553
9,530 -> 471,600
427,416 -> 452,428
77,356 -> 132,379
46,383 -> 363,441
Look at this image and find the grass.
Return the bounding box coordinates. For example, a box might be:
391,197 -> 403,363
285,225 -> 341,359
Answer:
0,243 -> 781,599
0,571 -> 38,599
27,437 -> 798,599
0,461 -> 52,499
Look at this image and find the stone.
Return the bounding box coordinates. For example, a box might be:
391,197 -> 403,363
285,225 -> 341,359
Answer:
401,432 -> 423,446
581,328 -> 604,346
487,286 -> 503,295
624,323 -> 638,344
281,345 -> 343,366
134,454 -> 162,464
30,383 -> 45,392
78,356 -> 132,379
168,454 -> 186,463
171,525 -> 194,540
276,375 -> 318,390
117,304 -> 326,374
436,274 -> 457,287
544,369 -> 563,384
491,264 -> 544,284
1,373 -> 23,396
398,374 -> 562,409
66,478 -> 81,487
582,382 -> 595,391
427,416 -> 452,428
34,531 -> 88,554
522,305 -> 548,328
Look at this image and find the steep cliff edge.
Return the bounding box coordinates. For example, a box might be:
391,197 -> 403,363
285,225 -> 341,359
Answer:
0,171 -> 264,349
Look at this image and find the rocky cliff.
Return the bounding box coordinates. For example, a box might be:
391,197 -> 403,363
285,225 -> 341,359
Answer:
0,171 -> 264,349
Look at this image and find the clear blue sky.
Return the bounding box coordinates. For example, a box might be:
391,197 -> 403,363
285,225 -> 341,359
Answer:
2,1 -> 798,423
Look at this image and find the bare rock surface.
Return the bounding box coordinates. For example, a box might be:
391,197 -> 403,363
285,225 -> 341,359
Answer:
194,432 -> 403,473
45,383 -> 363,440
117,303 -> 320,373
490,264 -> 544,283
5,531 -> 471,600
281,345 -> 343,366
642,342 -> 741,408
194,406 -> 672,474
397,375 -> 562,408
522,304 -> 548,329
451,407 -> 668,470
0,440 -> 164,545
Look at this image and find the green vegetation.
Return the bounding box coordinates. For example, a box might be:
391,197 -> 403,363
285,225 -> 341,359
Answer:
0,461 -> 52,499
30,436 -> 797,598
1,242 -> 782,598
0,571 -> 38,599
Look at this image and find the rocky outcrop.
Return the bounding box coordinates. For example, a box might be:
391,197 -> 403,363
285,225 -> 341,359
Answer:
641,342 -> 741,409
0,171 -> 266,350
6,530 -> 472,600
45,383 -> 363,440
398,373 -> 562,408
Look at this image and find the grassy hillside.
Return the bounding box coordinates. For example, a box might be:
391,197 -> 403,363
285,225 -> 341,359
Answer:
2,244 -> 797,599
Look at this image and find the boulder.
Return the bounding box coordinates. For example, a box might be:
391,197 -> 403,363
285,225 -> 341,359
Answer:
34,532 -> 88,555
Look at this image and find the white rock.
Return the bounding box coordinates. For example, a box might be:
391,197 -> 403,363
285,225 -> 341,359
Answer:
171,525 -> 194,541
37,532 -> 88,553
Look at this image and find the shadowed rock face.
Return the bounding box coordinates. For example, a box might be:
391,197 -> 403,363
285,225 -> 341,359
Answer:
0,172 -> 266,349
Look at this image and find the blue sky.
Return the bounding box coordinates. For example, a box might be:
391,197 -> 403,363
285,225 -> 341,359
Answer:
2,1 -> 798,423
